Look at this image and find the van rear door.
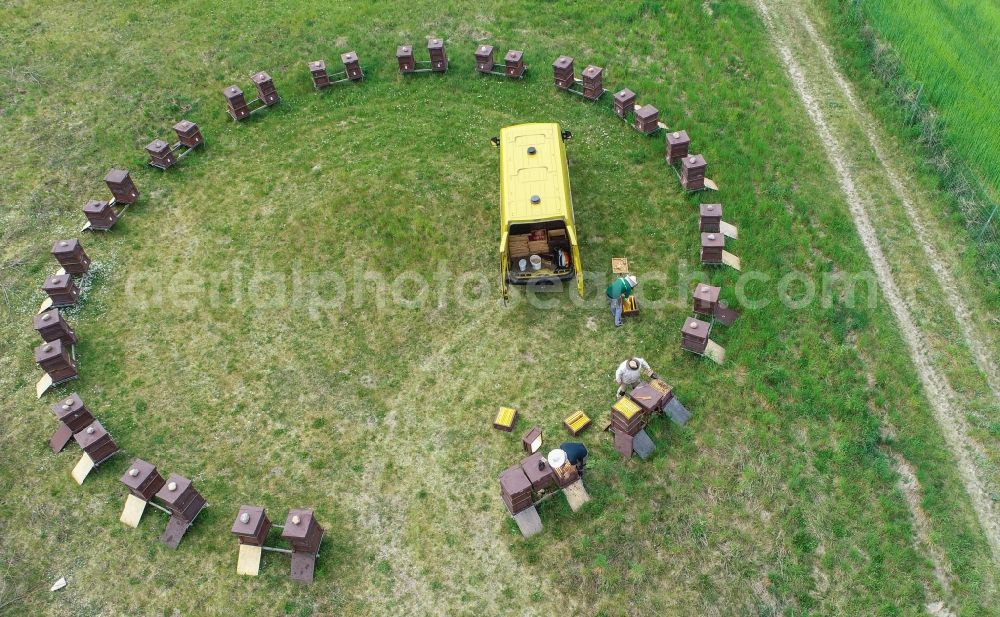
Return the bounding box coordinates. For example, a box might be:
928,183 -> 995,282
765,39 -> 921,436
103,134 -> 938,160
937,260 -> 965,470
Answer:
566,226 -> 584,297
500,230 -> 510,301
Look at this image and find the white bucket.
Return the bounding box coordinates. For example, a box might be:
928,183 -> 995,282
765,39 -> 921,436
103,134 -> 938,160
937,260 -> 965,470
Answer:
529,255 -> 542,271
518,258 -> 527,272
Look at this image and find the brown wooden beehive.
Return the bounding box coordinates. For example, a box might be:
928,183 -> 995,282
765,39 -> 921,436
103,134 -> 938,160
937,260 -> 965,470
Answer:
499,465 -> 533,514
74,420 -> 119,464
282,509 -> 324,553
520,453 -> 555,492
552,55 -> 574,88
504,50 -> 525,78
630,383 -> 669,415
309,60 -> 330,88
681,154 -> 707,190
427,38 -> 447,71
120,458 -> 166,501
105,169 -> 139,204
51,239 -> 90,275
681,317 -> 711,354
42,273 -> 80,306
700,203 -> 722,232
701,232 -> 724,264
341,51 -> 362,80
475,44 -> 494,72
156,474 -> 207,523
613,88 -> 636,118
693,283 -> 721,316
232,505 -> 272,546
145,138 -> 176,169
521,426 -> 542,454
51,393 -> 94,433
611,396 -> 647,437
83,199 -> 117,230
396,45 -> 414,73
223,85 -> 249,120
581,65 -> 603,99
666,130 -> 690,164
634,105 -> 660,134
251,71 -> 279,106
553,462 -> 579,488
34,308 -> 76,345
173,120 -> 203,148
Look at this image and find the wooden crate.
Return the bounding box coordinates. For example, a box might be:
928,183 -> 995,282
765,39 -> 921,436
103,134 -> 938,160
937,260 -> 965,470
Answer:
563,410 -> 591,435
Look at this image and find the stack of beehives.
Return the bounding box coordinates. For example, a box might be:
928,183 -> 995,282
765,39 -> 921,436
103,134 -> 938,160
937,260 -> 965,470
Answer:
553,55 -> 574,88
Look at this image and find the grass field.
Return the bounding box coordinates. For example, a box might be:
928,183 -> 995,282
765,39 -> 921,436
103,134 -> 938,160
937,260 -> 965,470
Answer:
1,1 -> 998,615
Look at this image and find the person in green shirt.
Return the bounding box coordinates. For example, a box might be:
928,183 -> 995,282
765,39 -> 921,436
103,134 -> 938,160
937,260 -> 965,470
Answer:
606,274 -> 637,327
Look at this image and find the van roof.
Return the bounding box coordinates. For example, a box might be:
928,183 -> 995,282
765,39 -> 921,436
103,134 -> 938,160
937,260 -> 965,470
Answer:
499,123 -> 573,226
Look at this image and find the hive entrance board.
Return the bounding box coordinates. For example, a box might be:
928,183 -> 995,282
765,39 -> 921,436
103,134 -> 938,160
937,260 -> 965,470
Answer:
704,340 -> 726,365
49,423 -> 74,453
290,551 -> 317,583
719,221 -> 739,239
562,480 -> 591,512
119,494 -> 147,528
632,429 -> 656,460
70,452 -> 95,485
237,545 -> 263,576
721,251 -> 742,271
512,505 -> 543,538
664,398 -> 691,426
714,304 -> 741,326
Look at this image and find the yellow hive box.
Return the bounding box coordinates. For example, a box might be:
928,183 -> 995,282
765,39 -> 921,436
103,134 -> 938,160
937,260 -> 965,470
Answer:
493,406 -> 518,432
564,410 -> 591,436
612,396 -> 642,420
650,379 -> 673,397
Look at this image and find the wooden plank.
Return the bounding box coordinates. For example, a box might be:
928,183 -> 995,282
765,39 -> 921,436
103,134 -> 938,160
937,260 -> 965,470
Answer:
35,373 -> 54,399
562,479 -> 591,512
290,551 -> 317,583
614,430 -> 633,459
512,505 -> 543,538
119,494 -> 147,528
664,398 -> 691,426
703,178 -> 719,191
37,297 -> 54,314
160,514 -> 190,549
704,340 -> 726,365
237,544 -> 263,576
49,423 -> 74,453
70,452 -> 95,485
719,220 -> 739,240
633,429 -> 656,460
721,250 -> 742,271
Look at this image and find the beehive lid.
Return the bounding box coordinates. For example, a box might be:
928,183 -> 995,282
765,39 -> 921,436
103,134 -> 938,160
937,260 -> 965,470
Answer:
156,473 -> 193,506
701,232 -> 725,248
700,203 -> 722,217
499,465 -> 531,495
504,49 -> 523,62
251,71 -> 271,85
33,308 -> 62,330
51,239 -> 79,255
120,458 -> 157,491
694,284 -> 721,303
74,420 -> 107,449
145,139 -> 169,154
224,85 -> 243,98
43,273 -> 71,290
582,65 -> 603,79
232,505 -> 267,536
396,45 -> 412,57
105,168 -> 129,184
51,393 -> 84,420
635,105 -> 658,119
520,453 -> 555,488
682,154 -> 707,169
667,130 -> 690,145
340,51 -> 358,64
612,396 -> 642,420
613,88 -> 636,102
477,44 -> 493,55
174,119 -> 195,132
553,55 -> 573,69
282,508 -> 315,540
522,426 -> 543,453
682,317 -> 711,337
427,38 -> 443,50
82,199 -> 109,214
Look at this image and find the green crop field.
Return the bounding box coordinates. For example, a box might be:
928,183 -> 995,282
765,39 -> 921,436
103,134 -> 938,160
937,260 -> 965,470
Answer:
0,1 -> 997,616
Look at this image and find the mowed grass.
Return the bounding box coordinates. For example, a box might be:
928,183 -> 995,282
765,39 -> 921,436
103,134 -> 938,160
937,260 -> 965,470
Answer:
852,0 -> 1000,193
0,1 -> 997,615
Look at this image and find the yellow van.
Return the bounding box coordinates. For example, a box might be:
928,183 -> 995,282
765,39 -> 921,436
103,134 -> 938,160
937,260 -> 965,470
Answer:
498,122 -> 584,299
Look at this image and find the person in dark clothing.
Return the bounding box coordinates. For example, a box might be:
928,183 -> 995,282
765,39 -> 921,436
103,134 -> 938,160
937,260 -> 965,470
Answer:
560,441 -> 589,476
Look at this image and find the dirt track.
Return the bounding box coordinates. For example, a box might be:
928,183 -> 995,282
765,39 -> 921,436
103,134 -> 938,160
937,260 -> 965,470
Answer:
754,0 -> 1000,566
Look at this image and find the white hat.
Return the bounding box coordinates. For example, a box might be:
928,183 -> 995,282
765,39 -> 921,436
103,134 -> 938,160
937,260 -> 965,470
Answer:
625,274 -> 638,288
547,449 -> 567,469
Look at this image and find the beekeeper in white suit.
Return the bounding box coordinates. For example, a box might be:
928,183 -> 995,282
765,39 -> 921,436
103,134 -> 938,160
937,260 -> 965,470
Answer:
615,357 -> 657,397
